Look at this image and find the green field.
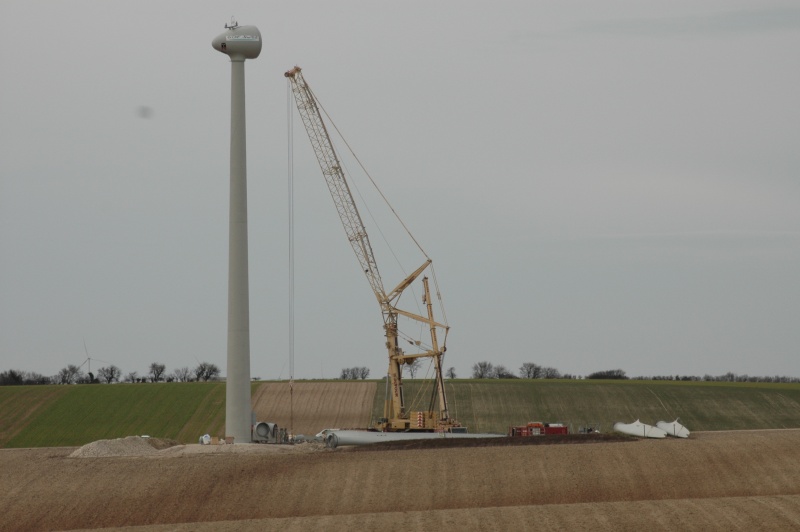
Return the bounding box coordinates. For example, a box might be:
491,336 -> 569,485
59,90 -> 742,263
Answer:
2,379 -> 800,448
0,382 -> 228,448
383,379 -> 800,434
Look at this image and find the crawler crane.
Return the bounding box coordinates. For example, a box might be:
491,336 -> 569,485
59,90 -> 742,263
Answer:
285,66 -> 460,432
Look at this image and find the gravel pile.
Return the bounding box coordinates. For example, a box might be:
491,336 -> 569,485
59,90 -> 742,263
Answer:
69,437 -> 327,458
69,436 -> 167,458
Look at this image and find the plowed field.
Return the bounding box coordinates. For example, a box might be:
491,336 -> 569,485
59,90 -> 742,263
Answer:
2,430 -> 799,531
251,381 -> 376,436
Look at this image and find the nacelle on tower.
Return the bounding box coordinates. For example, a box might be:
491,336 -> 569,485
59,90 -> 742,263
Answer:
212,24 -> 262,61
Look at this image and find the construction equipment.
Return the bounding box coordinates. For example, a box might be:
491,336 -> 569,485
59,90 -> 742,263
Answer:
285,66 -> 459,432
508,422 -> 569,437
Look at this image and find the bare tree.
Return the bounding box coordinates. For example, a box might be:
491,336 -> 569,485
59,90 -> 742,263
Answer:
0,370 -> 50,386
339,367 -> 369,380
149,362 -> 166,383
0,370 -> 24,385
123,371 -> 138,383
172,366 -> 192,382
472,361 -> 494,379
519,362 -> 542,379
97,365 -> 121,384
492,365 -> 516,379
24,371 -> 50,385
405,359 -> 422,379
55,364 -> 84,385
541,366 -> 561,379
193,362 -> 220,382
446,367 -> 457,379
586,369 -> 627,380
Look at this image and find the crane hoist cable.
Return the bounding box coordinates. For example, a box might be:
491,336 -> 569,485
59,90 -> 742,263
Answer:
306,87 -> 446,352
287,79 -> 296,436
304,89 -> 433,326
311,86 -> 430,262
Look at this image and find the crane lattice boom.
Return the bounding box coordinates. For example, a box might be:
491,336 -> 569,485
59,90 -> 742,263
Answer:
285,67 -> 386,304
285,66 -> 458,432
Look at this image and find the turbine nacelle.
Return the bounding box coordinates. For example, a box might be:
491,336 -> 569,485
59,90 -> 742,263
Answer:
212,23 -> 262,61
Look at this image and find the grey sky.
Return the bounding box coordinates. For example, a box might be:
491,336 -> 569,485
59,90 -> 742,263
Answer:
1,1 -> 798,381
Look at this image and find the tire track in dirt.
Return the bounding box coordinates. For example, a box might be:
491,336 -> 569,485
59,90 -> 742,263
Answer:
76,495 -> 800,531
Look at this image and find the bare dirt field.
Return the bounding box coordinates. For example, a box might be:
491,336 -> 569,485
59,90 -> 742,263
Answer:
251,381 -> 376,437
2,429 -> 799,531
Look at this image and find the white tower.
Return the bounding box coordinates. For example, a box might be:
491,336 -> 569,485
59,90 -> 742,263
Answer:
212,20 -> 262,443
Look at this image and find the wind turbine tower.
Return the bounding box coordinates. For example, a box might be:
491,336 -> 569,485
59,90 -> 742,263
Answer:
212,20 -> 262,443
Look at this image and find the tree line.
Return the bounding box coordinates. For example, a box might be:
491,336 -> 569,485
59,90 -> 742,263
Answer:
472,361 -> 572,379
5,362 -> 798,386
469,363 -> 799,383
0,361 -> 221,386
339,366 -> 370,380
337,360 -> 799,383
630,372 -> 800,383
340,359 -> 452,380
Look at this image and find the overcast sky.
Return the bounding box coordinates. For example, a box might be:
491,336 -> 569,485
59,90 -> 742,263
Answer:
2,1 -> 799,381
